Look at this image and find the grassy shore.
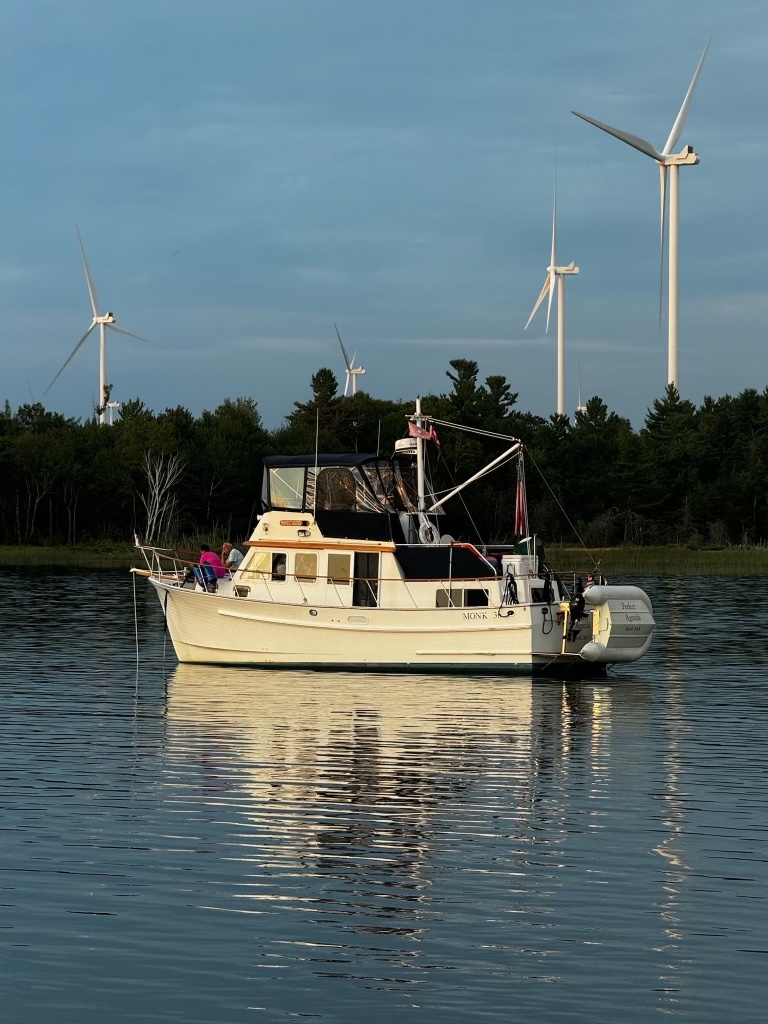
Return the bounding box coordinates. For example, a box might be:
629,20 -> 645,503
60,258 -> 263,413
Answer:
547,545 -> 768,575
2,542 -> 768,575
0,543 -> 137,568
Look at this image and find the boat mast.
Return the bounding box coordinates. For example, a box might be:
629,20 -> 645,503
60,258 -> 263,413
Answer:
415,397 -> 425,513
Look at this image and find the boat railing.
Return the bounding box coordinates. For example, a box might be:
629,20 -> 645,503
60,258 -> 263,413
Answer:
553,570 -> 607,598
133,542 -> 193,584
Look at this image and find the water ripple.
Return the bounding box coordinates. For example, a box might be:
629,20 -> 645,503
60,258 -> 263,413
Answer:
0,572 -> 766,1022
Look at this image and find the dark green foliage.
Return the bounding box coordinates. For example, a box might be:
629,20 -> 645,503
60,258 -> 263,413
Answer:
2,366 -> 768,548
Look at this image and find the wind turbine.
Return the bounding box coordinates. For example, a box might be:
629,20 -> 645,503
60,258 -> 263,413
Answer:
524,180 -> 579,416
334,323 -> 366,396
45,228 -> 147,425
572,39 -> 710,389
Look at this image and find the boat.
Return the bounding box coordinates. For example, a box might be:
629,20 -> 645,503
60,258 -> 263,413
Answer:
133,403 -> 655,676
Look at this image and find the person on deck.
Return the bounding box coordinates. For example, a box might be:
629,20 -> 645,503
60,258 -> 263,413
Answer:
222,541 -> 244,572
199,544 -> 227,579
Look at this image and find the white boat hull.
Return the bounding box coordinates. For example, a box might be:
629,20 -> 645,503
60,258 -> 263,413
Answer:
150,578 -> 653,677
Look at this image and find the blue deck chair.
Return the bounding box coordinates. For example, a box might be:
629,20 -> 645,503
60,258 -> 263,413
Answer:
192,565 -> 218,592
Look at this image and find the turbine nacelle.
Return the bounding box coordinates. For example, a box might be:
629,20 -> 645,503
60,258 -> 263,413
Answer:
547,262 -> 580,276
663,145 -> 699,167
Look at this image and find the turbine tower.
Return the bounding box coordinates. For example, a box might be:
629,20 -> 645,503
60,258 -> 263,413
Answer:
335,323 -> 366,396
45,228 -> 147,425
524,181 -> 579,416
572,39 -> 710,389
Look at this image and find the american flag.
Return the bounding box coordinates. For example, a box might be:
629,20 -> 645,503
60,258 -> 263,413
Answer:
514,457 -> 528,538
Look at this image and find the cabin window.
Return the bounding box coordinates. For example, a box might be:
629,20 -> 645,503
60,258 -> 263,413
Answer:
327,552 -> 351,585
269,467 -> 306,510
393,463 -> 419,512
316,468 -> 357,511
234,586 -> 250,598
353,552 -> 380,607
435,588 -> 490,608
272,552 -> 287,581
361,462 -> 395,510
295,552 -> 317,583
241,550 -> 271,581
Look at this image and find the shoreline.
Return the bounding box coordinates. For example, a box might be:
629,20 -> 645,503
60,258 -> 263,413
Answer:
2,543 -> 768,575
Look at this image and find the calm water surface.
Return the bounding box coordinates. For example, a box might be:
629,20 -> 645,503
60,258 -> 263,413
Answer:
1,570 -> 766,1023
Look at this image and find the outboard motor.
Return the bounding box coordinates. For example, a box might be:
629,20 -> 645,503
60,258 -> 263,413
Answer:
569,593 -> 585,622
566,578 -> 586,641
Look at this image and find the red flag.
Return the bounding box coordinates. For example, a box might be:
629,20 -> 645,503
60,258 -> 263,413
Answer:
514,458 -> 528,537
408,421 -> 440,450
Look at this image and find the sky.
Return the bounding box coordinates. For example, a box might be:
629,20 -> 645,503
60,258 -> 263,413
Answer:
1,0 -> 766,431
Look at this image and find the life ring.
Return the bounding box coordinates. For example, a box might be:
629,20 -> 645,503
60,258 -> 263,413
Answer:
418,518 -> 439,546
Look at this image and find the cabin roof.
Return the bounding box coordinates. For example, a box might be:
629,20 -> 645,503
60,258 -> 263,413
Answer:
263,453 -> 378,469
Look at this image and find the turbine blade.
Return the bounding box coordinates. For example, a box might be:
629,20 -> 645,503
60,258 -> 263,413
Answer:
44,322 -> 97,394
344,370 -> 351,397
107,324 -> 149,342
658,164 -> 668,329
335,323 -> 352,369
76,226 -> 100,317
662,37 -> 711,155
545,266 -> 556,334
545,166 -> 557,335
572,110 -> 663,161
524,276 -> 552,331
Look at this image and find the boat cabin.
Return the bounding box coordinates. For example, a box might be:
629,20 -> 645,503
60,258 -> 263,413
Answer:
226,451 -> 553,612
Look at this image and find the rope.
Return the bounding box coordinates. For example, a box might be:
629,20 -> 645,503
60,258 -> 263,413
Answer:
524,447 -> 597,566
133,570 -> 140,670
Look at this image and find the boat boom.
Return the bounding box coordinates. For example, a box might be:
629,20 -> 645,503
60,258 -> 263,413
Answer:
426,442 -> 522,512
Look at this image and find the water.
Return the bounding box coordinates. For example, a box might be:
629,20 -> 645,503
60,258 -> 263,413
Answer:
1,570 -> 766,1023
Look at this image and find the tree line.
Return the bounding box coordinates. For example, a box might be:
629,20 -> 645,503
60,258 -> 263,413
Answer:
2,359 -> 767,549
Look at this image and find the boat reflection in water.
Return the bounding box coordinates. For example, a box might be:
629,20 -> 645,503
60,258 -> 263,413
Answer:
166,667 -> 537,891
162,667 -> 644,929
161,664 -> 721,1019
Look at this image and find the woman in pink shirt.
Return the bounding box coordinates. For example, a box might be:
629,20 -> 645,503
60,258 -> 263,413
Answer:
199,544 -> 227,579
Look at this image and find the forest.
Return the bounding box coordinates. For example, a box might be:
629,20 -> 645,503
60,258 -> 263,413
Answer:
2,358 -> 767,550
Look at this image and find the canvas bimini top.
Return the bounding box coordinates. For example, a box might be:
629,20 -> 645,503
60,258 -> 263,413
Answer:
261,452 -> 423,516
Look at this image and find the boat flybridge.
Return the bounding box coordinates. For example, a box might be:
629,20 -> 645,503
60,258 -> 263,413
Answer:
133,403 -> 654,676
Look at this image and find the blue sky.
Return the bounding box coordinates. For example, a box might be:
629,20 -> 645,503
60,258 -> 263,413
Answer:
1,0 -> 765,429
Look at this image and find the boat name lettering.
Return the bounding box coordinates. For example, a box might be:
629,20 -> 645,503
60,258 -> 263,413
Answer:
280,519 -> 307,527
621,601 -> 637,610
463,611 -> 488,621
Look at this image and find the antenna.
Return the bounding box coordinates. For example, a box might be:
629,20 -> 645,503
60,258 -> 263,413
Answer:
312,407 -> 320,516
576,359 -> 587,414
